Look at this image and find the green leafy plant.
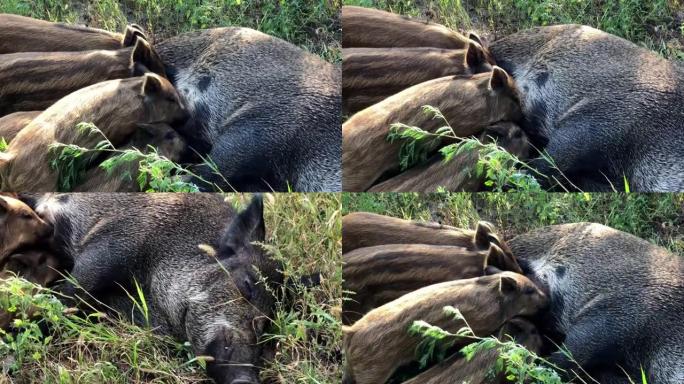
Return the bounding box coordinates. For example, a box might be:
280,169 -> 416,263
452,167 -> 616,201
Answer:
48,122 -> 212,192
0,275 -> 205,382
0,137 -> 8,152
409,305 -> 564,383
387,105 -> 542,191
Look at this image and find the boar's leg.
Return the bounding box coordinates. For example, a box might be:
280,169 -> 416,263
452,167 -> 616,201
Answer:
53,246 -> 129,306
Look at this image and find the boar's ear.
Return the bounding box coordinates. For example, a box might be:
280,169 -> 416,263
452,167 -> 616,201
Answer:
465,41 -> 486,68
131,38 -> 167,77
122,25 -> 147,47
484,243 -> 505,268
141,74 -> 163,96
489,66 -> 511,92
499,275 -> 518,294
241,194 -> 265,242
219,194 -> 266,256
468,32 -> 484,47
475,221 -> 495,248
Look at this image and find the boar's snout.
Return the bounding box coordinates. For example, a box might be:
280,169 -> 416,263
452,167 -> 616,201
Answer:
229,370 -> 259,384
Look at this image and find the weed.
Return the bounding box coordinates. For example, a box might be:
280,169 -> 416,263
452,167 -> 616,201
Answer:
386,105 -> 542,192
0,276 -> 205,383
408,306 -> 564,383
48,122 -> 209,192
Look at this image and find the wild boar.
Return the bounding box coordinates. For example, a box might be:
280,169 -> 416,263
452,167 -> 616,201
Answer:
35,193 -> 271,384
341,6 -> 476,49
510,222 -> 684,383
490,24 -> 684,191
74,123 -> 188,192
403,317 -> 543,384
342,42 -> 494,113
0,73 -> 188,192
0,111 -> 40,142
342,67 -> 522,191
342,243 -> 519,324
155,27 -> 341,192
342,271 -> 548,384
0,37 -> 166,115
0,195 -> 52,265
342,212 -> 515,263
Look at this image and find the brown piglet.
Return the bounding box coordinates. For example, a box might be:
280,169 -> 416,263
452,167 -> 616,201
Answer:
342,67 -> 522,191
342,42 -> 494,114
0,111 -> 41,143
0,73 -> 188,191
1,249 -> 62,286
342,272 -> 548,384
342,212 -> 517,266
342,6 -> 479,49
0,13 -> 146,53
0,37 -> 166,115
0,195 -> 52,265
342,243 -> 519,324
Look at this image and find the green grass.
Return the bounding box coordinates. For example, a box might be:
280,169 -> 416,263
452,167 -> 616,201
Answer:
343,192 -> 684,255
1,193 -> 342,383
0,0 -> 341,62
343,0 -> 683,60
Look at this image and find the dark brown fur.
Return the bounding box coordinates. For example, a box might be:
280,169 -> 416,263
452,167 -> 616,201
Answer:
342,67 -> 522,191
342,212 -> 517,265
368,122 -> 530,192
74,123 -> 188,192
0,38 -> 166,115
342,42 -> 494,114
342,243 -> 519,324
0,14 -> 144,53
0,195 -> 52,265
0,111 -> 40,142
403,317 -> 543,384
342,6 -> 474,49
342,272 -> 548,384
0,73 -> 188,191
1,249 -> 61,286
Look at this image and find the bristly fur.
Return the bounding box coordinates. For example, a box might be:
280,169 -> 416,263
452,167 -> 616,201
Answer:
342,68 -> 522,191
342,6 -> 473,49
342,272 -> 547,384
0,13 -> 128,54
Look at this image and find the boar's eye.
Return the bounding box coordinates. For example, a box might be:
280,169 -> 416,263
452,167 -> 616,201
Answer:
22,213 -> 33,219
522,286 -> 536,295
